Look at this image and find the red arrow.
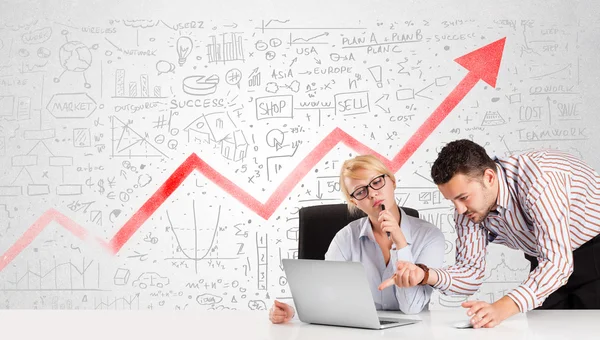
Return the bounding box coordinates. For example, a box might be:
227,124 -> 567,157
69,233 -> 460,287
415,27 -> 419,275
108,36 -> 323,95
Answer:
390,37 -> 506,169
0,38 -> 506,270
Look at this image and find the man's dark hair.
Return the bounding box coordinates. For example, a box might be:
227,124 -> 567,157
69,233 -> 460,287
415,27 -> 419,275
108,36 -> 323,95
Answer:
431,139 -> 497,185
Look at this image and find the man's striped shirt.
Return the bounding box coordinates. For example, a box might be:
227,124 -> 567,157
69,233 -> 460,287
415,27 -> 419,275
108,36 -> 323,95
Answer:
431,150 -> 600,312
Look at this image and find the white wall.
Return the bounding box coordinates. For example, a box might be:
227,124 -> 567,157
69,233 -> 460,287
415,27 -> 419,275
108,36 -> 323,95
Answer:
0,0 -> 599,310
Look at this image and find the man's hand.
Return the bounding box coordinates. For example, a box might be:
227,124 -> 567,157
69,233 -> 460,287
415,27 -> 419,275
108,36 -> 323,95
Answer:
378,261 -> 425,290
269,300 -> 295,324
462,296 -> 520,328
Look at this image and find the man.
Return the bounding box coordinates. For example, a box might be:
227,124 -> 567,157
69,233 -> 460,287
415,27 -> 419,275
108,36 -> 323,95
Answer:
379,139 -> 600,328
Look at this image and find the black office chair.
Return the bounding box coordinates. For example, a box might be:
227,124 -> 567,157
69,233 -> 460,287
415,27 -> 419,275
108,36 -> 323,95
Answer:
298,203 -> 419,260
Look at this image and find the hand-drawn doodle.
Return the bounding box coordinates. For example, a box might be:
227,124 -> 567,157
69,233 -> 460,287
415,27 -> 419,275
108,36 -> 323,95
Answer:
266,129 -> 285,150
108,209 -> 121,222
156,60 -> 175,75
207,33 -> 245,63
286,227 -> 299,241
221,130 -> 248,161
256,95 -> 294,119
95,294 -> 139,310
47,93 -> 97,118
483,253 -> 529,283
73,128 -> 91,147
53,30 -> 98,88
14,96 -> 29,120
132,272 -> 170,289
225,68 -> 242,87
248,300 -> 267,310
2,258 -> 100,291
182,75 -> 219,96
437,294 -> 467,308
335,91 -> 370,116
256,232 -> 268,290
444,240 -> 454,255
202,111 -> 237,142
18,48 -> 30,57
114,268 -> 131,285
482,110 -> 507,126
37,47 -> 51,58
165,203 -> 239,274
110,116 -> 168,158
248,68 -> 261,87
21,27 -> 52,45
367,65 -> 383,88
265,80 -> 300,94
176,36 -> 193,66
184,116 -> 212,144
197,293 -> 223,305
24,184 -> 47,196
114,69 -> 165,99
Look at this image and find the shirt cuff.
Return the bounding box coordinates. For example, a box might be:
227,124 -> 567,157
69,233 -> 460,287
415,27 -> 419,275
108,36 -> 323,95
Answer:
394,244 -> 414,263
506,285 -> 537,313
430,268 -> 452,291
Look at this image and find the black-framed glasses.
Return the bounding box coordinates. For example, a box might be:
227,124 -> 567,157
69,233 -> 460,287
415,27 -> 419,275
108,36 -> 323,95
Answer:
350,174 -> 387,200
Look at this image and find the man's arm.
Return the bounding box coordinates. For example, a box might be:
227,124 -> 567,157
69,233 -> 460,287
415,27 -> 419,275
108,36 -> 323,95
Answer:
380,215 -> 488,294
462,171 -> 575,328
429,212 -> 488,295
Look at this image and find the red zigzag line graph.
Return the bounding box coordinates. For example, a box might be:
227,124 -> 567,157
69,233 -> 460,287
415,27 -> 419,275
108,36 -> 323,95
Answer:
0,37 -> 506,272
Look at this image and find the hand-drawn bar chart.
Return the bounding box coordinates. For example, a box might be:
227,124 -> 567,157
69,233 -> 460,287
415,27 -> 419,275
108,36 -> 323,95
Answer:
207,33 -> 245,63
113,69 -> 165,99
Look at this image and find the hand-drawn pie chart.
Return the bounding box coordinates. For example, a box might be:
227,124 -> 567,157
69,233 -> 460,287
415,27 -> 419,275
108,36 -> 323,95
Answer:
183,75 -> 220,96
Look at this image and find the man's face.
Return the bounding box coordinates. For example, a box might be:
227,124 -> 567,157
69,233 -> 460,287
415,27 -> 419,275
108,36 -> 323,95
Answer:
437,171 -> 497,224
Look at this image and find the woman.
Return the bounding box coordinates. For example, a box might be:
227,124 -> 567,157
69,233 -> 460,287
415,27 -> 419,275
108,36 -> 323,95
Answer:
269,155 -> 445,323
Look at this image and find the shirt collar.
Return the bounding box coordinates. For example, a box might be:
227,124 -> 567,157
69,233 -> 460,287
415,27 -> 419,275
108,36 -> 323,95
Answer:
493,161 -> 511,212
358,206 -> 413,245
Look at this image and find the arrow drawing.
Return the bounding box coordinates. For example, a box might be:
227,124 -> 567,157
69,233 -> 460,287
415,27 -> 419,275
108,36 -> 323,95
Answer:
0,38 -> 506,272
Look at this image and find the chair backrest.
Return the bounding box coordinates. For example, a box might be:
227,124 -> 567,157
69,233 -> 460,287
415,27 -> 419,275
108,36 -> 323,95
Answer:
297,203 -> 419,260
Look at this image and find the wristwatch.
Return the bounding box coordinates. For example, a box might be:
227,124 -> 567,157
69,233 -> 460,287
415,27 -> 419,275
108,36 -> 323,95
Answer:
415,263 -> 429,285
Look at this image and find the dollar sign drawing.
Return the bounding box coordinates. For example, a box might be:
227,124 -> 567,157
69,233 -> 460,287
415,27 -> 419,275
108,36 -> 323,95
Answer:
97,179 -> 105,195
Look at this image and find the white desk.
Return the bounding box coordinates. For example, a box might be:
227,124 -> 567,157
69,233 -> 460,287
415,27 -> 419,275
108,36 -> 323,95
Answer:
0,309 -> 596,339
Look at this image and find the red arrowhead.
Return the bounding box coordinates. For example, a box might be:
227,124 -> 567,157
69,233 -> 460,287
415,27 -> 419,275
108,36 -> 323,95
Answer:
454,37 -> 506,87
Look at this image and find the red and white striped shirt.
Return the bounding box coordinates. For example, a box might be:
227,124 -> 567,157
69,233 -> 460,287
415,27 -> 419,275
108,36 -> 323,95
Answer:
431,150 -> 600,312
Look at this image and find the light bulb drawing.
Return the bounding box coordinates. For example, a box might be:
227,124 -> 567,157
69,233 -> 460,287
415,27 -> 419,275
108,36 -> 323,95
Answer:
176,36 -> 193,66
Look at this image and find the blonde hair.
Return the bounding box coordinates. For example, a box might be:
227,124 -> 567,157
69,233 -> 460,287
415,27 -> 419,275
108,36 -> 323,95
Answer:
339,155 -> 396,215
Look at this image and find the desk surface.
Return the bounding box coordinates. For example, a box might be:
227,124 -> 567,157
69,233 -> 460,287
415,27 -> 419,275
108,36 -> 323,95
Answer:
0,309 -> 596,339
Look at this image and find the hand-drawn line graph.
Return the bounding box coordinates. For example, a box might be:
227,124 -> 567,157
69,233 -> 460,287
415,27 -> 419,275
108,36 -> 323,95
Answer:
288,32 -> 330,45
165,202 -> 238,274
256,19 -> 366,33
0,38 -> 506,272
1,258 -> 101,291
94,293 -> 140,310
483,253 -> 530,283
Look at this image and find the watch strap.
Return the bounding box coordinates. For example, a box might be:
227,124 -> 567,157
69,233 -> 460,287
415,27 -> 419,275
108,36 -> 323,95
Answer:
415,263 -> 429,285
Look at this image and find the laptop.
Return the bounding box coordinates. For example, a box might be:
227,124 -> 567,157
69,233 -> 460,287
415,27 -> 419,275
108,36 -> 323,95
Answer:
282,259 -> 421,330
